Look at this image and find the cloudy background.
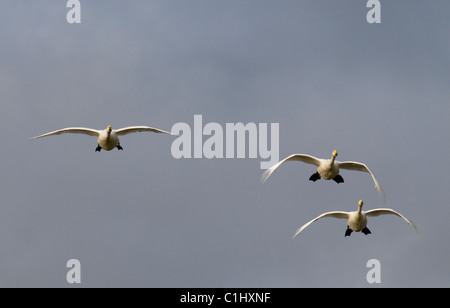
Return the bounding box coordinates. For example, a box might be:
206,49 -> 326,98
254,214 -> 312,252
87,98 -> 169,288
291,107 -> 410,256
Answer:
0,0 -> 449,287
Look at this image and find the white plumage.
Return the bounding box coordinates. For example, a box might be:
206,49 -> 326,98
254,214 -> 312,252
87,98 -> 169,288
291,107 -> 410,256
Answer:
32,125 -> 174,151
261,150 -> 386,204
293,200 -> 418,238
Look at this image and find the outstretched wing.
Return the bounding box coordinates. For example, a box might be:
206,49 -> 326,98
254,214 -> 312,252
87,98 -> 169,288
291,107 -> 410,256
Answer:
32,127 -> 100,139
365,208 -> 418,233
261,154 -> 321,183
338,161 -> 386,204
293,211 -> 349,238
114,126 -> 173,136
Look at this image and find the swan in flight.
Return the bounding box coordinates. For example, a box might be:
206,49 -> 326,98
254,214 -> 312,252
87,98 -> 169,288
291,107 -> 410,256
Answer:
293,200 -> 418,238
32,126 -> 174,152
261,150 -> 386,203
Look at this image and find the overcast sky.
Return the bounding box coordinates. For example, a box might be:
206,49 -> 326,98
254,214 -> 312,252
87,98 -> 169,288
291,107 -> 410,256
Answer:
1,0 -> 449,287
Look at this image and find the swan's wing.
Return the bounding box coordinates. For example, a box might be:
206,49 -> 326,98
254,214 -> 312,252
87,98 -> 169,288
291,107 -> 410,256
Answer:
293,211 -> 349,238
261,154 -> 321,183
114,126 -> 173,136
32,127 -> 100,139
365,208 -> 418,233
338,161 -> 386,204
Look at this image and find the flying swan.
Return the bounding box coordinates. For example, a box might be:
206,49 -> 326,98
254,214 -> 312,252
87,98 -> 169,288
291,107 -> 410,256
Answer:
32,126 -> 174,151
293,200 -> 418,238
261,150 -> 386,203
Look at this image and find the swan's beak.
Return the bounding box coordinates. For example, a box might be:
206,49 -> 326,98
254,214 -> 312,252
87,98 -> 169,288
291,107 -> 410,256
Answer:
359,200 -> 364,206
333,150 -> 338,157
107,126 -> 112,133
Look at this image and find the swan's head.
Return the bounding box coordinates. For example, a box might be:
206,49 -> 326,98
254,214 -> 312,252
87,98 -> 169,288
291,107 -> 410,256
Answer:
107,126 -> 112,133
358,200 -> 364,208
332,150 -> 338,158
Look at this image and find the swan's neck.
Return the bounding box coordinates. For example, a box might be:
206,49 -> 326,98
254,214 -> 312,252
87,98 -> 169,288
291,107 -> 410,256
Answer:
329,155 -> 336,166
357,205 -> 363,215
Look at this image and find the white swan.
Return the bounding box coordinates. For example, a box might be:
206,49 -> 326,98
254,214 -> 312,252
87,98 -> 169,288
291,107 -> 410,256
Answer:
261,150 -> 386,203
32,126 -> 174,152
293,200 -> 418,238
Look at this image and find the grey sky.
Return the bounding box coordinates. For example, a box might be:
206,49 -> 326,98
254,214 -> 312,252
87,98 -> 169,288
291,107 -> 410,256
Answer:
1,1 -> 449,287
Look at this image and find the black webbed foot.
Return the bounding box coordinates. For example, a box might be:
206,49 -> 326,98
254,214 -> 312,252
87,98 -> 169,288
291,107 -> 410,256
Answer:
309,172 -> 321,182
116,144 -> 123,151
333,175 -> 344,183
345,226 -> 353,237
95,145 -> 102,152
362,227 -> 371,235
